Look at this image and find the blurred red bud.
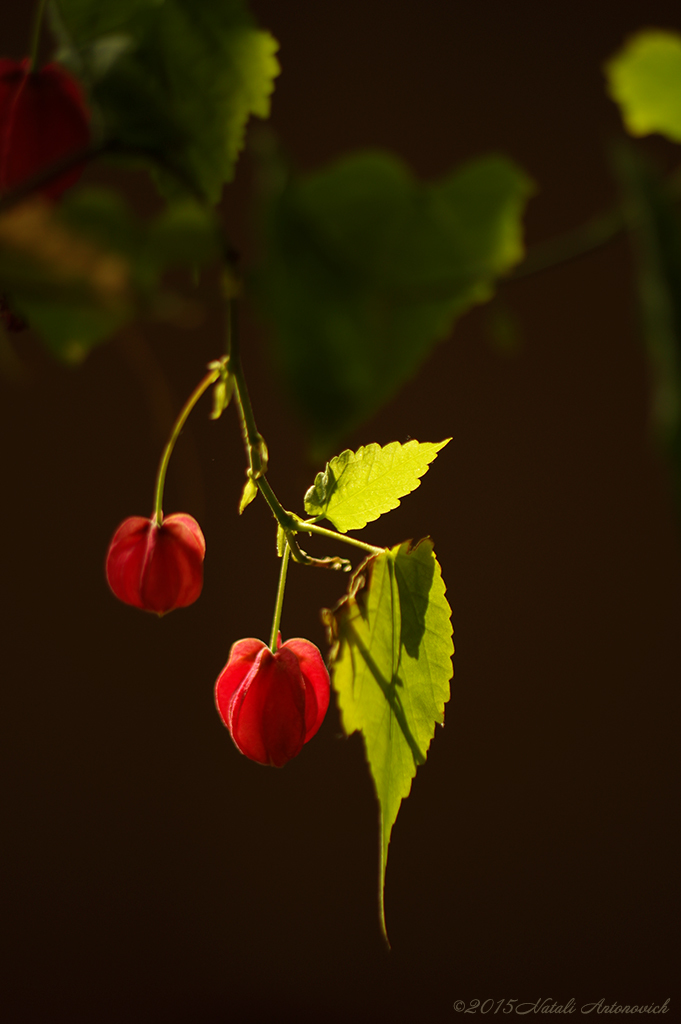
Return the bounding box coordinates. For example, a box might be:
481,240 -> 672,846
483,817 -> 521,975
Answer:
106,514 -> 206,614
0,58 -> 90,199
215,637 -> 330,767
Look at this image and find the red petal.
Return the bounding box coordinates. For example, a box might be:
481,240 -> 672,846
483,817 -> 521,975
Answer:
141,516 -> 205,612
281,639 -> 330,743
214,638 -> 267,727
163,513 -> 206,557
230,647 -> 307,767
105,517 -> 151,609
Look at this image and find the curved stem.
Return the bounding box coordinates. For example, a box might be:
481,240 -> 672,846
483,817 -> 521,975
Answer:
269,543 -> 291,650
28,0 -> 48,71
152,365 -> 220,522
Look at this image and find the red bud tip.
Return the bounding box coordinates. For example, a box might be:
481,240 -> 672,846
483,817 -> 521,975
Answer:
105,513 -> 206,614
215,637 -> 331,767
0,58 -> 91,199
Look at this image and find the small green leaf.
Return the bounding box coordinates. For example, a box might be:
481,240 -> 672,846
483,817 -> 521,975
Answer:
52,0 -> 280,201
210,374 -> 235,420
254,149 -> 532,450
325,538 -> 453,940
238,473 -> 258,514
304,438 -> 450,532
605,29 -> 681,143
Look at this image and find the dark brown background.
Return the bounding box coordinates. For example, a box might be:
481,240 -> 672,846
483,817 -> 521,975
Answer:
2,2 -> 679,1022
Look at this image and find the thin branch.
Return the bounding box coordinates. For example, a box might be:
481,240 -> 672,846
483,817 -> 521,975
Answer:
0,141 -> 110,214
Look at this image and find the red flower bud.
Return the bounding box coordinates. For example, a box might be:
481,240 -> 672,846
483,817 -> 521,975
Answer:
106,514 -> 206,615
0,58 -> 90,199
215,637 -> 331,767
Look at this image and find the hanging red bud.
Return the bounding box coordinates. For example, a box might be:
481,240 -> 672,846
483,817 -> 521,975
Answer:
106,514 -> 206,615
215,637 -> 330,767
0,58 -> 90,199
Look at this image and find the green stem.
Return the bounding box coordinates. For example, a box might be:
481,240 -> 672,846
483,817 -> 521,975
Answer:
254,475 -> 295,529
269,542 -> 291,650
228,295 -> 383,560
509,164 -> 681,282
28,0 -> 48,71
298,520 -> 384,555
230,310 -> 268,481
152,365 -> 220,522
255,476 -> 382,556
508,205 -> 625,281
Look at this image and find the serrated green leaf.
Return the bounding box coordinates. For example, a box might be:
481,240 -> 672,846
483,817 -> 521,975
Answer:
52,0 -> 280,202
304,438 -> 450,533
326,538 -> 453,940
612,143 -> 681,513
238,473 -> 258,514
254,149 -> 532,451
605,29 -> 681,143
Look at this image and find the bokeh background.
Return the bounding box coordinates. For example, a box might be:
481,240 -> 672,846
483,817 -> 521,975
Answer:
2,2 -> 679,1021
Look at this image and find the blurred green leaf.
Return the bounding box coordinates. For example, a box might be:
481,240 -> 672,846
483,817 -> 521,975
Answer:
254,149 -> 532,451
613,143 -> 681,509
51,0 -> 280,201
325,538 -> 453,941
0,195 -> 132,360
304,438 -> 450,533
0,189 -> 220,361
606,29 -> 681,143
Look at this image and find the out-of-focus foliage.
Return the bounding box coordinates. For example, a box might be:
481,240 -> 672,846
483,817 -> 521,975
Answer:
255,149 -> 533,452
50,0 -> 280,201
606,29 -> 681,143
0,188 -> 220,360
613,143 -> 681,510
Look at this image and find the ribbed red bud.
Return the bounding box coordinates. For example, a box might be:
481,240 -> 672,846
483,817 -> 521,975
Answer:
215,637 -> 330,767
106,514 -> 206,615
0,58 -> 90,199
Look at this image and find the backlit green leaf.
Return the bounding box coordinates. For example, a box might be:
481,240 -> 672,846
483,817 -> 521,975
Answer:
255,149 -> 532,451
325,538 -> 453,940
238,473 -> 258,514
605,29 -> 681,143
52,0 -> 280,201
304,438 -> 451,532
